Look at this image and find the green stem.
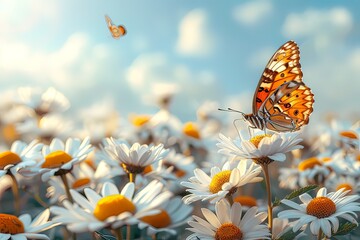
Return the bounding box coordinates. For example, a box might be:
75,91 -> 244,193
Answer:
8,172 -> 20,215
60,173 -> 73,203
317,229 -> 323,240
261,164 -> 273,234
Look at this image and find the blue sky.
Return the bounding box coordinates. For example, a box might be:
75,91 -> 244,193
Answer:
1,0 -> 360,122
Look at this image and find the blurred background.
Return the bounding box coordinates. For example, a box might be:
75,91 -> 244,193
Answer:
1,0 -> 360,122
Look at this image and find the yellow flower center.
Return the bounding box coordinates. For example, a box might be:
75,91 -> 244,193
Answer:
42,150 -> 72,168
2,124 -> 19,143
175,169 -> 186,178
84,158 -> 96,170
250,134 -> 272,148
72,178 -> 91,189
306,197 -> 336,218
234,196 -> 257,207
183,122 -> 201,139
0,151 -> 21,170
209,170 -> 231,194
143,165 -> 153,174
339,130 -> 358,139
215,223 -> 243,240
0,214 -> 24,234
140,209 -> 171,228
130,115 -> 151,127
94,194 -> 136,221
336,183 -> 353,193
298,157 -> 322,171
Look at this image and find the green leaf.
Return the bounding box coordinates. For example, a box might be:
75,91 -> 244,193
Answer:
333,222 -> 358,236
275,228 -> 301,240
273,185 -> 317,207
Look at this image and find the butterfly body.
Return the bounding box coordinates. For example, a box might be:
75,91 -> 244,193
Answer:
231,41 -> 314,132
105,15 -> 126,39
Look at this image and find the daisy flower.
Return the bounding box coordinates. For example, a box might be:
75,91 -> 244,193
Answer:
50,181 -> 172,233
16,115 -> 73,143
186,199 -> 270,240
217,131 -> 303,165
138,197 -> 193,236
271,218 -> 305,240
0,140 -> 42,177
0,209 -> 58,240
159,150 -> 197,194
181,160 -> 262,204
19,137 -> 92,182
46,161 -> 117,204
279,156 -> 332,189
17,87 -> 70,117
325,173 -> 360,195
233,195 -> 266,213
278,187 -> 360,238
102,138 -> 168,177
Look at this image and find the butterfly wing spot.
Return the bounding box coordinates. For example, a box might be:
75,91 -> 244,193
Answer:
280,73 -> 285,77
284,103 -> 291,108
256,97 -> 262,103
294,110 -> 299,116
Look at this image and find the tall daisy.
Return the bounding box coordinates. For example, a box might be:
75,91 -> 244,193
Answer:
0,140 -> 42,213
50,181 -> 172,236
217,130 -> 303,232
102,138 -> 168,182
217,131 -> 303,165
19,137 -> 92,204
186,199 -> 270,240
278,187 -> 360,238
181,160 -> 262,204
20,137 -> 92,182
0,140 -> 42,177
0,209 -> 58,240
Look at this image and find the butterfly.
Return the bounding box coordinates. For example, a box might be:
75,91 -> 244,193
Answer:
105,15 -> 126,39
223,41 -> 314,132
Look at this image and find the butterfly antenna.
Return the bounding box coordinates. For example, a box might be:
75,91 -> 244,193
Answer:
218,108 -> 245,116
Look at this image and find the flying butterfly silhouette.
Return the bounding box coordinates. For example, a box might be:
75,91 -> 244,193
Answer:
222,41 -> 314,132
105,15 -> 126,39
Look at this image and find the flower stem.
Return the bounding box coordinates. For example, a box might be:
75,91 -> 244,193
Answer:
126,225 -> 131,240
60,174 -> 73,203
318,229 -> 323,240
113,228 -> 123,240
128,173 -> 136,183
260,163 -> 273,233
226,194 -> 234,205
8,172 -> 20,215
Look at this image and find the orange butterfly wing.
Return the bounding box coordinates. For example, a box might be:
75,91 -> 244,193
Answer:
105,15 -> 126,39
260,81 -> 314,131
253,41 -> 303,114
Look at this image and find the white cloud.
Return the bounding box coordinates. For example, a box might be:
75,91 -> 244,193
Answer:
176,9 -> 214,57
232,0 -> 272,26
283,7 -> 353,50
0,33 -> 111,88
0,0 -> 60,38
